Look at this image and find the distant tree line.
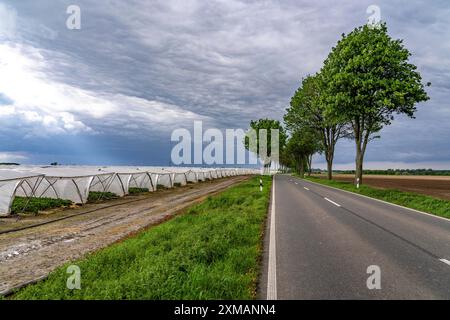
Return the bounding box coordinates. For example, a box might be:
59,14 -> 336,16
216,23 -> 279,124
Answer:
246,22 -> 430,185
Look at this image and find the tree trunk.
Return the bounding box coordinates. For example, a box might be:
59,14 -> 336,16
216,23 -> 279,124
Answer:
327,159 -> 333,180
299,156 -> 305,178
326,149 -> 334,180
307,154 -> 313,176
354,117 -> 371,186
354,118 -> 363,186
355,151 -> 363,185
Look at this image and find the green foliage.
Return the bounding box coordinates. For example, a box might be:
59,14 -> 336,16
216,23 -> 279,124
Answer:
305,177 -> 450,219
128,187 -> 149,194
284,128 -> 321,177
87,192 -> 118,202
323,23 -> 429,124
11,176 -> 272,300
285,74 -> 346,136
11,197 -> 72,215
321,23 -> 429,182
284,74 -> 347,179
283,23 -> 430,182
244,118 -> 287,165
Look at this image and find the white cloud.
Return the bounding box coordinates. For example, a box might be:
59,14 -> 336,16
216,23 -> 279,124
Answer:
0,152 -> 27,163
0,105 -> 15,117
0,42 -> 207,137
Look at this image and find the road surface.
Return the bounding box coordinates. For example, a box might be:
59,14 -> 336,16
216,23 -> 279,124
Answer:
262,174 -> 450,299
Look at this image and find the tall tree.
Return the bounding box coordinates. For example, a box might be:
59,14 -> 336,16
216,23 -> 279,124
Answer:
322,23 -> 430,185
285,74 -> 346,180
285,128 -> 320,178
244,118 -> 287,171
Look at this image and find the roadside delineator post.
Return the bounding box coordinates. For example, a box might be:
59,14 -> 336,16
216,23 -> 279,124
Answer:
260,178 -> 263,192
356,178 -> 360,189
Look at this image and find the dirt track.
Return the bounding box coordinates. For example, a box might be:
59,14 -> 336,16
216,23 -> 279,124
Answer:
329,174 -> 450,200
0,176 -> 250,295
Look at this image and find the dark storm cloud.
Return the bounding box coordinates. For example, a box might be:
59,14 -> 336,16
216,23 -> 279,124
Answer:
0,0 -> 449,167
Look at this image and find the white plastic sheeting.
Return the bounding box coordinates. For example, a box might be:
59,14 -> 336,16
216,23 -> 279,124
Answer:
0,166 -> 259,216
96,168 -> 155,196
16,168 -> 116,204
0,170 -> 44,216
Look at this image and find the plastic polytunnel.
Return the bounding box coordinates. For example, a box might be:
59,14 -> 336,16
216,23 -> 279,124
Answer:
96,167 -> 155,196
0,166 -> 259,216
151,168 -> 190,187
201,170 -> 212,181
138,168 -> 173,190
0,169 -> 45,216
184,170 -> 198,183
195,171 -> 206,182
17,168 -> 116,204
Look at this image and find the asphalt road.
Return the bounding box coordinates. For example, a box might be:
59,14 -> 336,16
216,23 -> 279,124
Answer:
263,174 -> 450,299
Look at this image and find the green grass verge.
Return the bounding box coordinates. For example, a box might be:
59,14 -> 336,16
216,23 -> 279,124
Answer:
11,197 -> 72,215
128,187 -> 149,194
304,176 -> 450,219
87,191 -> 118,203
11,176 -> 272,300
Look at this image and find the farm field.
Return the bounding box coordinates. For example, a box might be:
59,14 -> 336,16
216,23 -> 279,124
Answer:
315,174 -> 450,201
7,176 -> 271,300
0,175 -> 251,296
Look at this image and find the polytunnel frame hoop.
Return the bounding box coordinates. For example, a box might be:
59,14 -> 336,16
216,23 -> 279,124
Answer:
10,175 -> 45,215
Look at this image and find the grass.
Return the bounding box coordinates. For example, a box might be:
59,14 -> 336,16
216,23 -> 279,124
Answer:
87,191 -> 118,203
11,175 -> 272,300
304,176 -> 450,219
11,197 -> 72,215
128,187 -> 149,194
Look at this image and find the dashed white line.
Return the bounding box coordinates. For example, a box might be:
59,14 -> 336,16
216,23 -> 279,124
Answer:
324,197 -> 341,207
439,258 -> 450,266
294,182 -> 298,185
267,176 -> 277,300
303,178 -> 450,222
304,187 -> 309,191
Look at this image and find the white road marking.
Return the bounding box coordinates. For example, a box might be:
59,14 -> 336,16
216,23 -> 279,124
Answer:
295,182 -> 298,185
303,178 -> 450,222
267,176 -> 277,300
324,197 -> 341,207
439,258 -> 450,266
304,187 -> 309,191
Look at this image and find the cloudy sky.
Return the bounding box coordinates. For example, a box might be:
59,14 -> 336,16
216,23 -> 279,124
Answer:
0,0 -> 449,168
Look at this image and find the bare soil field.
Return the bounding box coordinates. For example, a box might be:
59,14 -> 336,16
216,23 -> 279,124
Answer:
0,176 -> 250,295
322,174 -> 450,200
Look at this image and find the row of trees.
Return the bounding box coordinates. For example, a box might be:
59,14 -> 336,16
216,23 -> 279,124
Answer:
248,23 -> 430,185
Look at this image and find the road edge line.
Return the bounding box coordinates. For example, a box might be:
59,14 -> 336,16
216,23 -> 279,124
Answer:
300,177 -> 450,223
439,258 -> 450,266
324,197 -> 341,207
267,175 -> 277,300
